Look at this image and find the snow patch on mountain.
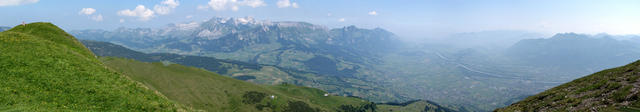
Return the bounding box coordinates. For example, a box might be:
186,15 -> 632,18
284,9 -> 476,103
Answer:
197,29 -> 224,40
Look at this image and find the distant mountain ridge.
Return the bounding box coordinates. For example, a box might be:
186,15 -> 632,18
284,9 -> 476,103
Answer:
430,30 -> 545,49
0,26 -> 10,32
507,32 -> 640,72
72,17 -> 400,79
72,17 -> 399,55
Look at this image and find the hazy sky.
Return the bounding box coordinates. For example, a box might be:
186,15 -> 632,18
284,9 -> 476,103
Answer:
1,0 -> 639,39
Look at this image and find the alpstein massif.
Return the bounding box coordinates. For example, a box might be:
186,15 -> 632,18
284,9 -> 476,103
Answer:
72,17 -> 400,70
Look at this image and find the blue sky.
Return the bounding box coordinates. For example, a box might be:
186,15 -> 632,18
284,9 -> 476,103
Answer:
1,0 -> 639,39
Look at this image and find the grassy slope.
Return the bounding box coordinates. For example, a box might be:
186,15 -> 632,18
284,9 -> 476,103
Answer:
0,23 -> 185,111
100,57 -> 371,112
496,60 -> 640,111
377,100 -> 456,112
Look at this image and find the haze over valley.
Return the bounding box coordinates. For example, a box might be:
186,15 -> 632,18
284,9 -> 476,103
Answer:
2,0 -> 640,111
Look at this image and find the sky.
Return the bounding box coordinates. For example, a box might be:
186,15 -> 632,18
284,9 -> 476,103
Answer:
1,0 -> 639,39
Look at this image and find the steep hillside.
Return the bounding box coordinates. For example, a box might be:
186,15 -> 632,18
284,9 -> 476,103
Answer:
0,23 -> 186,111
496,60 -> 640,111
100,57 -> 376,112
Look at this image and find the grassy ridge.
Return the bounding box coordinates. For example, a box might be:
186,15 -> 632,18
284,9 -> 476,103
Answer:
100,57 -> 373,111
496,60 -> 640,111
0,23 -> 185,111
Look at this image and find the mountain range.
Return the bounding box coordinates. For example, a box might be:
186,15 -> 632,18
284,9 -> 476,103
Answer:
0,26 -> 10,32
507,33 -> 640,72
72,17 -> 400,63
502,33 -> 640,82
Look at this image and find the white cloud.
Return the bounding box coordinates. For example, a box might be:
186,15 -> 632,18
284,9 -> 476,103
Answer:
154,0 -> 180,15
0,0 -> 38,7
79,8 -> 102,22
242,0 -> 266,8
118,5 -> 155,21
186,15 -> 193,19
91,14 -> 103,22
368,11 -> 378,16
161,0 -> 179,8
153,6 -> 172,15
276,0 -> 298,8
118,0 -> 178,21
231,5 -> 239,11
338,18 -> 346,22
327,13 -> 332,16
207,0 -> 230,11
203,0 -> 265,11
119,19 -> 125,23
79,8 -> 96,15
